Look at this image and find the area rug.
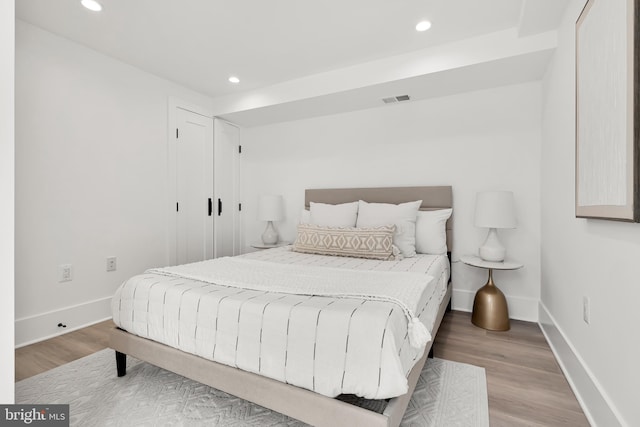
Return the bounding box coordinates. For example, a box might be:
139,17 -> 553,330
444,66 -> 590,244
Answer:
16,349 -> 488,426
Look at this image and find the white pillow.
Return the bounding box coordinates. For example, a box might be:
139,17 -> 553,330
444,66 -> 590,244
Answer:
310,201 -> 359,227
300,208 -> 311,224
356,200 -> 422,257
415,208 -> 452,255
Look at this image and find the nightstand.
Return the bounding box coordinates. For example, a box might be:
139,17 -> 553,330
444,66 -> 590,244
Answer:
250,241 -> 290,250
461,255 -> 523,331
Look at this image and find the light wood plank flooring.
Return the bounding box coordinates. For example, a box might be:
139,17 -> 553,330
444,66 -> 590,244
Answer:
434,311 -> 589,426
15,320 -> 113,381
15,311 -> 589,426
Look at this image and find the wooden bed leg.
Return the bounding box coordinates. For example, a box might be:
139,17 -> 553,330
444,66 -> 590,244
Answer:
446,298 -> 452,312
115,351 -> 127,377
428,346 -> 434,359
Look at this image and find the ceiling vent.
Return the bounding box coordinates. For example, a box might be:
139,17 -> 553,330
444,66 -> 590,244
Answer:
382,95 -> 411,104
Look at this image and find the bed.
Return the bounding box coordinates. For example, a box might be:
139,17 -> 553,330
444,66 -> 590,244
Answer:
109,185 -> 453,427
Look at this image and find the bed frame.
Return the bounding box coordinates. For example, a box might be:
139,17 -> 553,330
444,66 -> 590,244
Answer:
109,185 -> 453,427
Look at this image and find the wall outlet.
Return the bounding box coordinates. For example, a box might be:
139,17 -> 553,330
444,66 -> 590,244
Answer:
58,264 -> 72,282
106,256 -> 117,272
583,296 -> 590,324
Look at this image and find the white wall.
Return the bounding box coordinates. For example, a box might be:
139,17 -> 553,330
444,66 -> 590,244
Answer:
14,21 -> 214,345
241,82 -> 542,320
541,1 -> 637,426
0,0 -> 15,403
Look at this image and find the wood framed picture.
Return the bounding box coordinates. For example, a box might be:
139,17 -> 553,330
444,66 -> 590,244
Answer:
575,0 -> 640,222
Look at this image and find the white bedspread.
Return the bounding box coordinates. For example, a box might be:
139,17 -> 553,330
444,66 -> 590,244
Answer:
148,257 -> 434,348
112,247 -> 449,399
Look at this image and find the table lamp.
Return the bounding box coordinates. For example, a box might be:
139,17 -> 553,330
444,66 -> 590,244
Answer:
474,191 -> 516,262
258,195 -> 284,245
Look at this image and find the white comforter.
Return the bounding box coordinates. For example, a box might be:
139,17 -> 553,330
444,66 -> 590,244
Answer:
112,247 -> 449,399
148,257 -> 433,348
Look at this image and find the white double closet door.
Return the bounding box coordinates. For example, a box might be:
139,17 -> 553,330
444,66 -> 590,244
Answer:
173,107 -> 239,265
213,118 -> 241,259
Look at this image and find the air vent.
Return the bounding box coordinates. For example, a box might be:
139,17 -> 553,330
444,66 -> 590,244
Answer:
382,95 -> 411,104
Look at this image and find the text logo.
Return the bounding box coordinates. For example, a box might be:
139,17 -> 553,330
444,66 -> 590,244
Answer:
1,405 -> 69,426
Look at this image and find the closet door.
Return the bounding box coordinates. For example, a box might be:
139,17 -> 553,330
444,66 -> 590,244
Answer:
214,119 -> 240,257
175,107 -> 214,264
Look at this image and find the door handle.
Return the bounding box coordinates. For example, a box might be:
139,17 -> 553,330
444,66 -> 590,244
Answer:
208,198 -> 212,216
218,198 -> 222,216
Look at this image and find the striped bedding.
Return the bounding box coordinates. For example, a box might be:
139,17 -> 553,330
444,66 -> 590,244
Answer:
111,246 -> 449,399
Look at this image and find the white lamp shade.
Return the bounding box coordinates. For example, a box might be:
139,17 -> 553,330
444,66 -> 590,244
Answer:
258,195 -> 284,221
474,191 -> 516,229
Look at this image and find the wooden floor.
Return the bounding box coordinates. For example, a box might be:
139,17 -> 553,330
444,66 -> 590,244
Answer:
15,320 -> 114,381
434,311 -> 589,426
15,311 -> 589,426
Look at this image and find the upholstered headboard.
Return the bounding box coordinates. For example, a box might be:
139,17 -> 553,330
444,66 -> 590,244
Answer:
304,186 -> 453,251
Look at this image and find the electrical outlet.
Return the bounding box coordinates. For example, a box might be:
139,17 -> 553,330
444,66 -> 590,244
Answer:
583,296 -> 590,324
59,264 -> 72,282
106,256 -> 117,272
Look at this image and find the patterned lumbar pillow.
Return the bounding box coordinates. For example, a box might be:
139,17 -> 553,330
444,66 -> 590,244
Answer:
292,223 -> 399,260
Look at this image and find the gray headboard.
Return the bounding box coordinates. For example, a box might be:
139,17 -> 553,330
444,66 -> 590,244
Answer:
304,186 -> 453,251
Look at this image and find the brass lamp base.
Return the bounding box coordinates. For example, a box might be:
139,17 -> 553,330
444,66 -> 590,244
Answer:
471,269 -> 510,331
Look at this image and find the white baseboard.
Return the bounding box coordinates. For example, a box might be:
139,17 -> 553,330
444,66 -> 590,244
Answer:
538,302 -> 626,427
452,288 -> 538,321
15,297 -> 113,348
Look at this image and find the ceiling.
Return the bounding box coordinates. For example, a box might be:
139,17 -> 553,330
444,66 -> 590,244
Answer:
16,0 -> 569,125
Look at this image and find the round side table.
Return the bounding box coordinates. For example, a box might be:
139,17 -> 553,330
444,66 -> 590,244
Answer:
461,255 -> 523,331
250,241 -> 290,250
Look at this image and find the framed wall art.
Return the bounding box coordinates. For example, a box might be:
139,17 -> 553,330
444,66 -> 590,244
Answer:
575,0 -> 640,221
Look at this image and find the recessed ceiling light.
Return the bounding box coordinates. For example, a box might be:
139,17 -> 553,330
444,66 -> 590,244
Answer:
81,0 -> 102,12
415,20 -> 432,32
228,76 -> 240,84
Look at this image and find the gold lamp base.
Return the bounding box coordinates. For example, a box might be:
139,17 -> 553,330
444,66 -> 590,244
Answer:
471,269 -> 510,331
